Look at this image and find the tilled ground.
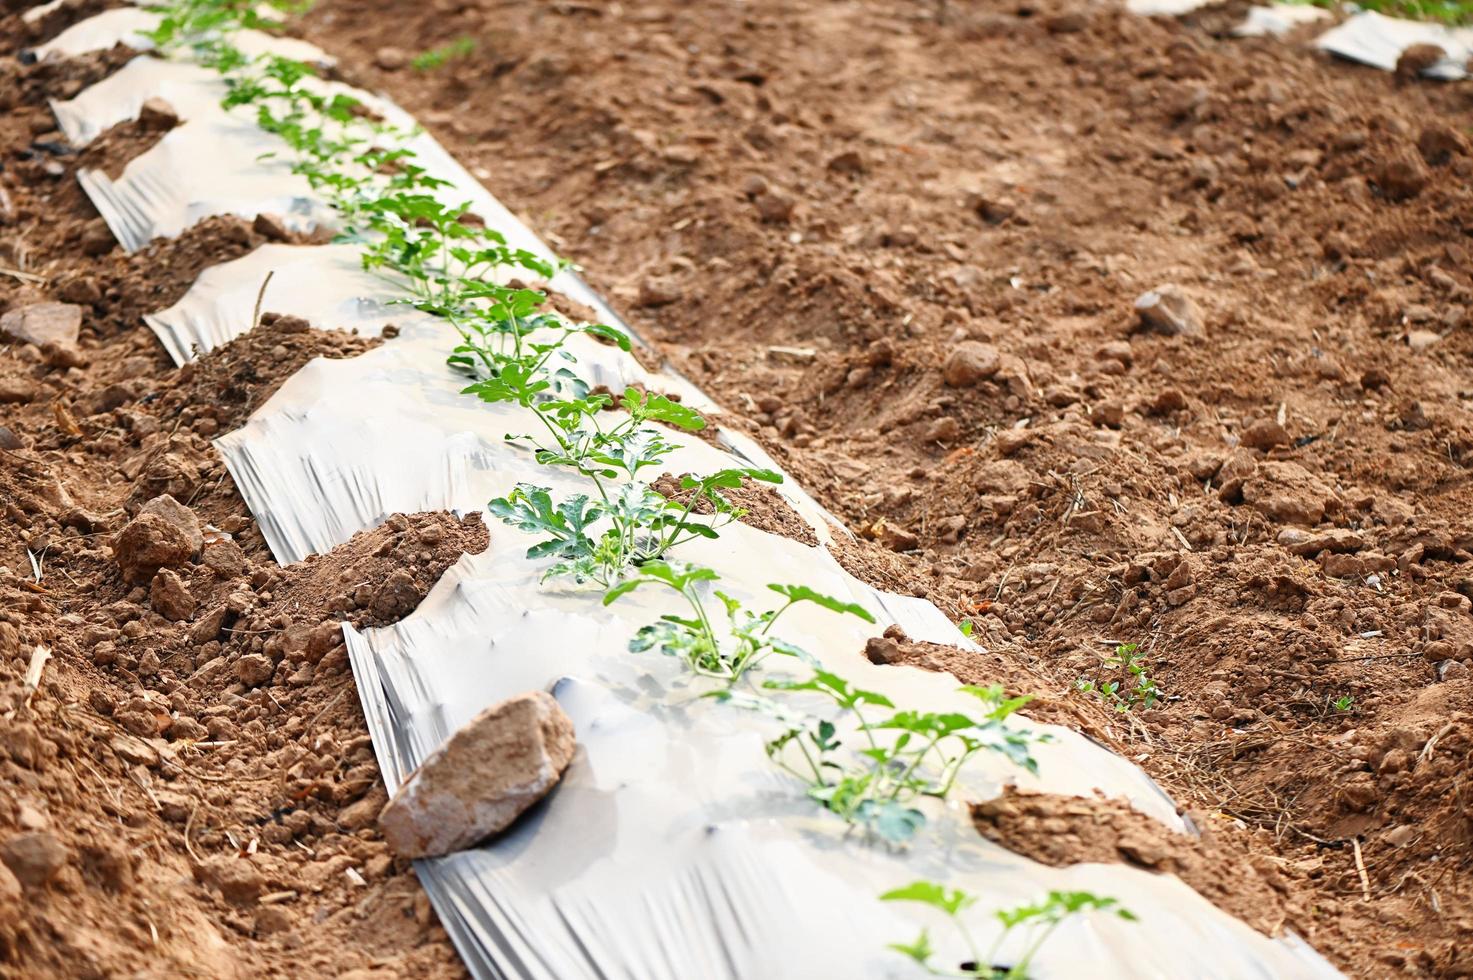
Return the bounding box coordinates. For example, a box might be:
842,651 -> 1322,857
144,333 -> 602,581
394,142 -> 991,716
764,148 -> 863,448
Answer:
2,0 -> 1472,976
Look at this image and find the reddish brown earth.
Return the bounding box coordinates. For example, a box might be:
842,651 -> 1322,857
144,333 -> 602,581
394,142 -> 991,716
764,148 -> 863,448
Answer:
3,0 -> 1473,975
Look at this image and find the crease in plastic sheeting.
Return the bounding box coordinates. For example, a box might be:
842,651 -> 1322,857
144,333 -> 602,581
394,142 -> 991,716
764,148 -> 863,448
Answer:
1316,10 -> 1473,78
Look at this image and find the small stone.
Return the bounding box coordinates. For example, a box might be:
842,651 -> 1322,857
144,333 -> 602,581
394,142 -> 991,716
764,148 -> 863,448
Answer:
368,569 -> 420,621
1279,528 -> 1364,557
1395,43 -> 1445,78
865,636 -> 900,665
876,521 -> 920,553
924,416 -> 960,443
968,193 -> 1015,224
1095,340 -> 1133,366
1092,399 -> 1126,429
636,276 -> 679,307
254,906 -> 294,936
168,716 -> 208,741
1148,388 -> 1188,415
1134,284 -> 1203,337
753,190 -> 794,223
1,301 -> 81,349
112,514 -> 193,585
251,212 -> 290,241
235,653 -> 275,688
826,150 -> 864,174
111,734 -> 159,768
150,568 -> 196,622
0,425 -> 23,450
1045,10 -> 1088,32
0,378 -> 35,404
1406,329 -> 1440,352
141,494 -> 203,552
137,96 -> 179,131
80,221 -> 115,256
339,786 -> 388,832
1322,553 -> 1365,579
0,832 -> 69,888
995,428 -> 1033,456
1240,419 -> 1291,450
941,341 -> 1001,387
1418,123 -> 1467,167
41,341 -> 86,369
379,691 -> 577,859
1383,825 -> 1416,848
374,46 -> 408,71
202,857 -> 265,906
1376,151 -> 1429,202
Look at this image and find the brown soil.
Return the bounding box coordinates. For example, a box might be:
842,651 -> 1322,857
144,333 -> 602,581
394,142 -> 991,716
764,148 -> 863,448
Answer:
0,8 -> 475,976
972,786 -> 1296,937
3,0 -> 1472,976
299,0 -> 1473,975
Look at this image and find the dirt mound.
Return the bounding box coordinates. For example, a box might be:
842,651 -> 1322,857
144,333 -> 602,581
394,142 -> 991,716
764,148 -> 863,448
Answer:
973,787 -> 1295,937
156,312 -> 381,431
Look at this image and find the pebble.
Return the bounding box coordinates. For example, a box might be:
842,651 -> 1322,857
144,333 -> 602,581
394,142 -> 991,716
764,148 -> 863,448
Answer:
1240,419 -> 1291,450
112,513 -> 194,585
636,275 -> 680,307
251,212 -> 290,241
941,340 -> 1001,387
1418,124 -> 1467,167
1395,43 -> 1445,78
150,568 -> 196,622
1376,150 -> 1429,202
235,653 -> 275,688
374,46 -> 409,71
368,569 -> 420,620
379,690 -> 576,859
924,416 -> 960,442
137,96 -> 179,131
753,190 -> 794,223
0,832 -> 68,888
0,378 -> 37,404
1134,284 -> 1203,337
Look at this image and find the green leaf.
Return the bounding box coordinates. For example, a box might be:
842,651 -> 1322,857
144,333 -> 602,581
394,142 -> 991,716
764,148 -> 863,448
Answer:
880,880 -> 975,916
765,584 -> 876,623
885,928 -> 934,967
625,390 -> 706,431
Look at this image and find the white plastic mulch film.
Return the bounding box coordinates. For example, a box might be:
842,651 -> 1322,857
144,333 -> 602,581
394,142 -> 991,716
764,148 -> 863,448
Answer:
39,8 -> 1348,980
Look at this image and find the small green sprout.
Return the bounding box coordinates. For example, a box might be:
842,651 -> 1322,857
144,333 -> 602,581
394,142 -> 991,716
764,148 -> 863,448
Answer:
882,882 -> 1136,978
1077,642 -> 1161,713
1331,695 -> 1355,713
411,36 -> 476,71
